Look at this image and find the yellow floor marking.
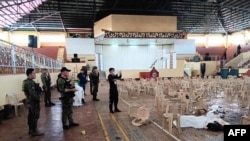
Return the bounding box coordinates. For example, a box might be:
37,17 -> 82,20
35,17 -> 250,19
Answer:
98,114 -> 110,141
110,114 -> 130,141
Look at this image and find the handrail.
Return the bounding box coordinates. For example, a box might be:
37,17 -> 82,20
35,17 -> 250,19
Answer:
184,55 -> 221,62
0,39 -> 63,74
238,58 -> 250,68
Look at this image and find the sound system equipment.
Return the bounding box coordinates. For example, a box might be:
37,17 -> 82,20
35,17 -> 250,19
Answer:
74,53 -> 78,58
3,104 -> 14,119
28,35 -> 37,48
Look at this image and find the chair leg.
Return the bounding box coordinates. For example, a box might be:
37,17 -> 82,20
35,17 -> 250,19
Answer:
176,114 -> 181,134
168,116 -> 173,134
14,106 -> 18,117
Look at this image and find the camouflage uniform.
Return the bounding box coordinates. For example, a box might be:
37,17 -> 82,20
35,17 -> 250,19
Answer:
22,78 -> 41,134
89,71 -> 99,100
57,77 -> 75,127
41,73 -> 51,105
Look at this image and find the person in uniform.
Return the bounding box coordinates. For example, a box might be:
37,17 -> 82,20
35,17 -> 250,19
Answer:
22,68 -> 44,136
41,68 -> 55,107
57,67 -> 79,129
108,67 -> 122,113
89,66 -> 100,101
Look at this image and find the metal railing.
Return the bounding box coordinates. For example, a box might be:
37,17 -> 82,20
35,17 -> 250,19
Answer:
238,58 -> 250,68
0,39 -> 63,74
184,55 -> 221,62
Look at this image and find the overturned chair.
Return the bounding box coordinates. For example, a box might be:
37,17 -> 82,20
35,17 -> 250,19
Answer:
241,115 -> 250,125
131,106 -> 150,127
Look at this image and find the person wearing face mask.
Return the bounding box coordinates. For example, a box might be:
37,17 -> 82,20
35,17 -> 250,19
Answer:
108,67 -> 122,113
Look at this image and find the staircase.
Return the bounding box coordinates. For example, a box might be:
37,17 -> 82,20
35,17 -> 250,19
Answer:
224,52 -> 250,68
57,47 -> 65,61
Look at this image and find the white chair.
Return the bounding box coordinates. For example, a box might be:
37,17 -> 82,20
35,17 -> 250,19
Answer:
241,115 -> 250,125
131,106 -> 150,126
6,93 -> 25,117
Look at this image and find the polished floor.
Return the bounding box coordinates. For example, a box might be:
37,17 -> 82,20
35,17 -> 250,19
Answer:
0,80 -> 248,141
0,81 -> 173,141
0,83 -> 106,141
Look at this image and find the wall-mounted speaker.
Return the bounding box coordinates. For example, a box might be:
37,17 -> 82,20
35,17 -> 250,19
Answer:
28,35 -> 37,48
73,53 -> 78,58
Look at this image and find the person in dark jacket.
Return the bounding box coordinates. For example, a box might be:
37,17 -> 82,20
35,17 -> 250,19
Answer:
237,45 -> 241,55
89,66 -> 100,101
77,69 -> 87,103
108,67 -> 122,113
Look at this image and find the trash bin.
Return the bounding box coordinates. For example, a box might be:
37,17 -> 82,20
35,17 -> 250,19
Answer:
220,68 -> 228,79
0,109 -> 4,124
3,104 -> 14,120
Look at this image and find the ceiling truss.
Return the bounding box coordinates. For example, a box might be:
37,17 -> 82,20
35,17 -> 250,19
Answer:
0,0 -> 249,34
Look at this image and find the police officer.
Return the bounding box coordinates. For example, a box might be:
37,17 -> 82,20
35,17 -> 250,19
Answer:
41,68 -> 55,107
22,68 -> 44,136
57,67 -> 79,129
89,66 -> 100,101
108,68 -> 122,113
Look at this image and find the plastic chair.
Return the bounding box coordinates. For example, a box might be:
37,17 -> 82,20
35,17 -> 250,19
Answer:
131,106 -> 150,126
241,115 -> 250,125
6,93 -> 25,117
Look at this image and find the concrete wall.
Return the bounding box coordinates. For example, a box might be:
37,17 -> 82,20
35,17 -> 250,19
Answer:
94,14 -> 177,37
0,31 -> 66,48
111,14 -> 177,32
185,61 -> 218,77
0,72 -> 59,106
105,60 -> 185,79
94,15 -> 113,37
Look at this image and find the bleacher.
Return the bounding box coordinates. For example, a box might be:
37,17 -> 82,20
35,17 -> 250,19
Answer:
0,39 -> 62,74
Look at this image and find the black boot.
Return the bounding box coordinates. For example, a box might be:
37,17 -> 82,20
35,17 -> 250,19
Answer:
82,98 -> 85,104
114,108 -> 121,112
109,104 -> 114,113
49,102 -> 55,106
114,102 -> 121,112
45,103 -> 51,107
92,93 -> 99,101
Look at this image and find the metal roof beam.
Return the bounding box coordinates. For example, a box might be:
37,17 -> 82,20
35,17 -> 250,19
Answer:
59,12 -> 66,32
9,11 -> 59,31
30,23 -> 37,32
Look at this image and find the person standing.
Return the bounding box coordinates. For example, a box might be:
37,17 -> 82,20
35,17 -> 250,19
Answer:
89,66 -> 100,101
57,67 -> 79,129
108,67 -> 122,113
223,49 -> 227,60
77,69 -> 87,103
41,68 -> 55,107
22,68 -> 44,136
237,44 -> 241,55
